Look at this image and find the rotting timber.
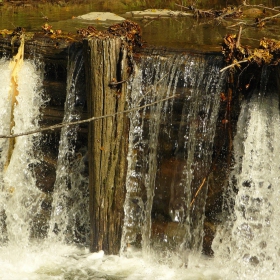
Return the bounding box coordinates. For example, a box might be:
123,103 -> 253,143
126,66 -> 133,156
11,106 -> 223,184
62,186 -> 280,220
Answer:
82,20 -> 142,254
84,38 -> 128,254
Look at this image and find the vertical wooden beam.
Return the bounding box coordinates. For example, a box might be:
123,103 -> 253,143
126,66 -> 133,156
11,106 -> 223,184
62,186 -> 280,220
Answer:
84,37 -> 128,254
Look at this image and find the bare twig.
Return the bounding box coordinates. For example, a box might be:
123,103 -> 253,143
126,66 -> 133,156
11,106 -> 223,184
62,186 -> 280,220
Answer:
226,6 -> 280,28
227,22 -> 247,28
190,177 -> 207,206
108,79 -> 127,87
220,59 -> 248,73
144,19 -> 155,28
251,12 -> 280,26
236,25 -> 242,48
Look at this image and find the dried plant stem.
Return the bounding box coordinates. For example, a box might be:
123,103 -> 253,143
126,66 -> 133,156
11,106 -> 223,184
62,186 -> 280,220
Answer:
236,25 -> 242,48
190,177 -> 207,207
220,59 -> 248,73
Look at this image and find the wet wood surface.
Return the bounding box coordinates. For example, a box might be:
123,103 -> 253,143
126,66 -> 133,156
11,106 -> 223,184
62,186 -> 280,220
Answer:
84,37 -> 129,254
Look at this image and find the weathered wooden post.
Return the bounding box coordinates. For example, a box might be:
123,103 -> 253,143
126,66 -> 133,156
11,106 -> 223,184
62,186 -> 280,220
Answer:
84,36 -> 129,254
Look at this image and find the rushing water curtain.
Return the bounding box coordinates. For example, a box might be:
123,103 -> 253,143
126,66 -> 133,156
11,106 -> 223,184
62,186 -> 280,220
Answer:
121,53 -> 224,261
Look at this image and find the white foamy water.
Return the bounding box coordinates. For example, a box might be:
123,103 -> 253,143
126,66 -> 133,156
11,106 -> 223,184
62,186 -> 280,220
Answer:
213,85 -> 280,279
0,58 -> 44,246
0,241 -> 225,280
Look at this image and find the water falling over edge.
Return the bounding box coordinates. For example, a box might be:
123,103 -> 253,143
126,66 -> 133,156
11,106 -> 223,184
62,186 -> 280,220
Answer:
0,52 -> 227,279
213,66 -> 280,279
2,51 -> 279,279
48,49 -> 89,245
121,53 -> 224,270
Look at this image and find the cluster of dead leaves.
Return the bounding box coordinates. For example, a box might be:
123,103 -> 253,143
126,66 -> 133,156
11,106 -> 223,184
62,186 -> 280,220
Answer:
77,20 -> 143,51
260,38 -> 280,54
41,23 -> 62,36
222,34 -> 280,70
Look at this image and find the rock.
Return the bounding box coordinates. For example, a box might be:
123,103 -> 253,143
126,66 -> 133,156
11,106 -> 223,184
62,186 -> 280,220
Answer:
33,158 -> 57,193
125,9 -> 193,19
153,157 -> 186,220
242,8 -> 264,18
77,12 -> 125,22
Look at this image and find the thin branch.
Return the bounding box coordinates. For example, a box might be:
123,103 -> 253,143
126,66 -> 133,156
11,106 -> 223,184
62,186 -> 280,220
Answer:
220,59 -> 248,73
237,62 -> 250,87
227,22 -> 247,28
236,25 -> 242,48
108,79 -> 127,87
144,18 -> 155,28
190,177 -> 207,207
261,11 -> 280,21
0,94 -> 178,139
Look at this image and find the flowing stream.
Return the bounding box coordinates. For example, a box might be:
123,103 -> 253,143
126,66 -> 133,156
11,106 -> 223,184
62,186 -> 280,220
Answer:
0,51 -> 279,280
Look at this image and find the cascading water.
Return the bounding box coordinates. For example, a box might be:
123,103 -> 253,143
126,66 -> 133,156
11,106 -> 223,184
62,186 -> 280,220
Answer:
213,67 -> 280,279
0,58 -> 45,246
121,54 -> 224,266
0,52 -> 91,279
121,55 -> 185,255
0,51 -> 226,279
1,45 -> 278,279
48,49 -> 89,244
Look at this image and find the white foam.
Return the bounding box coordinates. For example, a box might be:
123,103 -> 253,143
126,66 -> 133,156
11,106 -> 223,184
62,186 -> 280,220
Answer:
0,242 -> 223,280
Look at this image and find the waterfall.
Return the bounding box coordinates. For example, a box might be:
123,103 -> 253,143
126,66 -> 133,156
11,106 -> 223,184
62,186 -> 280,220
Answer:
121,55 -> 183,255
213,67 -> 280,279
121,54 -> 224,265
48,49 -> 89,244
0,58 -> 45,246
0,48 -> 89,248
2,44 -> 279,279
